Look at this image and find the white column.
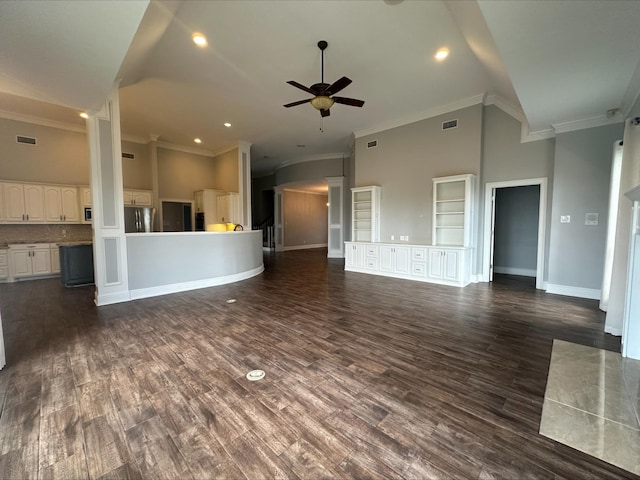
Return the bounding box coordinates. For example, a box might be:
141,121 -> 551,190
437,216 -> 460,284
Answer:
238,141 -> 252,228
86,85 -> 130,305
327,176 -> 345,258
149,134 -> 160,231
274,186 -> 284,252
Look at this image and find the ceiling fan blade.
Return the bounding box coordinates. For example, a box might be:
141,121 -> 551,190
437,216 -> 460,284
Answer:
283,98 -> 312,108
320,108 -> 331,118
287,80 -> 316,95
333,96 -> 365,107
325,76 -> 352,95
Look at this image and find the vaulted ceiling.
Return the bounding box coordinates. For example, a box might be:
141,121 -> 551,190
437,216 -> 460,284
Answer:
1,0 -> 639,176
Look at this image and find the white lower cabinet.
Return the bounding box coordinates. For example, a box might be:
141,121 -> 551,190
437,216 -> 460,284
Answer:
0,250 -> 7,280
8,244 -> 52,280
380,245 -> 410,275
51,245 -> 60,274
345,243 -> 366,269
345,241 -> 471,287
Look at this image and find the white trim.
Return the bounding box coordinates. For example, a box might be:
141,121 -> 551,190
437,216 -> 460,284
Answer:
604,325 -> 623,336
484,94 -> 526,123
553,114 -> 624,134
521,126 -> 556,143
0,109 -> 85,133
121,133 -> 148,144
94,290 -> 132,306
482,178 -> 548,290
354,94 -> 485,138
128,266 -> 264,301
211,144 -> 239,158
157,141 -> 214,157
546,284 -> 601,300
493,266 -> 536,277
283,243 -> 327,251
283,188 -> 328,196
275,153 -> 346,172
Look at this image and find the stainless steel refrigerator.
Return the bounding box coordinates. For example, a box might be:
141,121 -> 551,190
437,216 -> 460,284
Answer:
124,206 -> 156,233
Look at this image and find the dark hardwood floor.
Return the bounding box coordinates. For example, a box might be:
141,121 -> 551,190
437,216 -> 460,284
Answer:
0,248 -> 634,479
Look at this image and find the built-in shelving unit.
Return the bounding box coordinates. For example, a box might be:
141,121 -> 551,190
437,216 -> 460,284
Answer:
432,174 -> 475,247
351,186 -> 381,242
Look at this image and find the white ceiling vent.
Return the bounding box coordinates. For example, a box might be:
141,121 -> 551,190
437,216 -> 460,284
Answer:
122,152 -> 135,159
442,119 -> 458,131
16,135 -> 37,145
367,140 -> 378,149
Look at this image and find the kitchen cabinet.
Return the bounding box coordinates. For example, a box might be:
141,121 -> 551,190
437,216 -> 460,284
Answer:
217,192 -> 240,224
50,245 -> 60,274
2,182 -> 45,222
44,186 -> 80,223
0,249 -> 7,280
8,244 -> 52,279
351,186 -> 381,242
379,245 -> 410,275
124,189 -> 152,206
433,174 -> 475,247
344,241 -> 472,287
80,187 -> 91,206
194,189 -> 224,228
0,184 -> 4,222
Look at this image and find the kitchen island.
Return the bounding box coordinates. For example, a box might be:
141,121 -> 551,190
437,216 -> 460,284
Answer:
126,230 -> 263,300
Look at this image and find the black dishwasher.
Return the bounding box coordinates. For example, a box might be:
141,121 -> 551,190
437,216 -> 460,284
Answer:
59,244 -> 94,286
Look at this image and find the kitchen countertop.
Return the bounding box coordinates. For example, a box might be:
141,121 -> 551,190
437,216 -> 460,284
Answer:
1,241 -> 92,248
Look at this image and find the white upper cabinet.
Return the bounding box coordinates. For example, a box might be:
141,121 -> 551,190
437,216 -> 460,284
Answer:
432,174 -> 476,247
351,186 -> 381,242
124,189 -> 152,206
2,182 -> 44,222
45,186 -> 79,223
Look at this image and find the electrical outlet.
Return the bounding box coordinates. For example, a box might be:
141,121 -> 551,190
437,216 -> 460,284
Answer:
560,215 -> 571,223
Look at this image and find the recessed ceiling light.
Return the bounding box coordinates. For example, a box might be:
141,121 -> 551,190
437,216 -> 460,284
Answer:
224,122 -> 231,127
435,47 -> 449,61
192,33 -> 207,47
194,138 -> 202,144
79,112 -> 89,119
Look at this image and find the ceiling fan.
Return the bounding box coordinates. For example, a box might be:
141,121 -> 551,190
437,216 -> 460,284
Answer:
283,40 -> 365,118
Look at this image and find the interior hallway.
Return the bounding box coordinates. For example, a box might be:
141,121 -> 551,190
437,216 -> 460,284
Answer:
0,249 -> 634,479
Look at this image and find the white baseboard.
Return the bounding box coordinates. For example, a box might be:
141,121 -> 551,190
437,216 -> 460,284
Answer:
94,290 -> 132,306
494,266 -> 536,277
604,325 -> 622,336
128,266 -> 264,301
546,283 -> 601,300
283,243 -> 328,251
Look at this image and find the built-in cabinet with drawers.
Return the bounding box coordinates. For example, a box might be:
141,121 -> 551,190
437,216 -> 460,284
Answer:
8,244 -> 52,279
0,249 -> 7,280
345,241 -> 472,287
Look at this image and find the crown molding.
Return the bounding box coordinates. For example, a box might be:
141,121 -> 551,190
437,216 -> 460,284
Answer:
354,93 -> 486,138
552,113 -> 624,134
482,93 -> 555,142
0,109 -> 85,133
283,188 -> 328,195
121,133 -> 148,144
520,126 -> 556,143
210,144 -> 239,158
276,152 -> 346,171
157,141 -> 214,157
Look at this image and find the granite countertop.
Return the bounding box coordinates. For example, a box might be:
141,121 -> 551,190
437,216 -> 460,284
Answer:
1,241 -> 92,248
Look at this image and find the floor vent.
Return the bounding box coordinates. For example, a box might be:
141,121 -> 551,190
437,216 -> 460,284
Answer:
122,152 -> 135,159
442,119 -> 458,130
367,140 -> 378,149
16,135 -> 37,145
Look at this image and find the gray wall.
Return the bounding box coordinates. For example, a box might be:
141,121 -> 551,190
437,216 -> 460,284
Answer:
0,118 -> 89,184
480,105 -> 556,279
355,104 -> 483,244
121,140 -> 152,190
283,190 -> 328,248
547,123 -> 624,290
157,147 -> 216,199
493,185 -> 540,276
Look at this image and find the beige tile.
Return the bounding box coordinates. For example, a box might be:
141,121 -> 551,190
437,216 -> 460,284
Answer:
540,399 -> 640,475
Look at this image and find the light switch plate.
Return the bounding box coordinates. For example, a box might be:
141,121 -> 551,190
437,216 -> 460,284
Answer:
560,215 -> 571,223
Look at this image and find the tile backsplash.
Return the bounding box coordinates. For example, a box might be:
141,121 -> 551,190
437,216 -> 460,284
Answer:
0,224 -> 92,245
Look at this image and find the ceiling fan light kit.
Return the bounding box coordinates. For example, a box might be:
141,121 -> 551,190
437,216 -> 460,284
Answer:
284,40 -> 364,118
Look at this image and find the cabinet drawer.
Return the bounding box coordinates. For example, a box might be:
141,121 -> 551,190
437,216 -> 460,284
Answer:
412,248 -> 427,261
366,245 -> 378,257
0,253 -> 7,266
412,262 -> 427,277
366,258 -> 379,270
0,266 -> 7,278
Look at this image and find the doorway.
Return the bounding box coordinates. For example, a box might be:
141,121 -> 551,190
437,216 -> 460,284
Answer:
482,178 -> 548,290
161,200 -> 193,232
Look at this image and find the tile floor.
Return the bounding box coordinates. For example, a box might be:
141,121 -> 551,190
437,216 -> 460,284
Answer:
540,339 -> 640,475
